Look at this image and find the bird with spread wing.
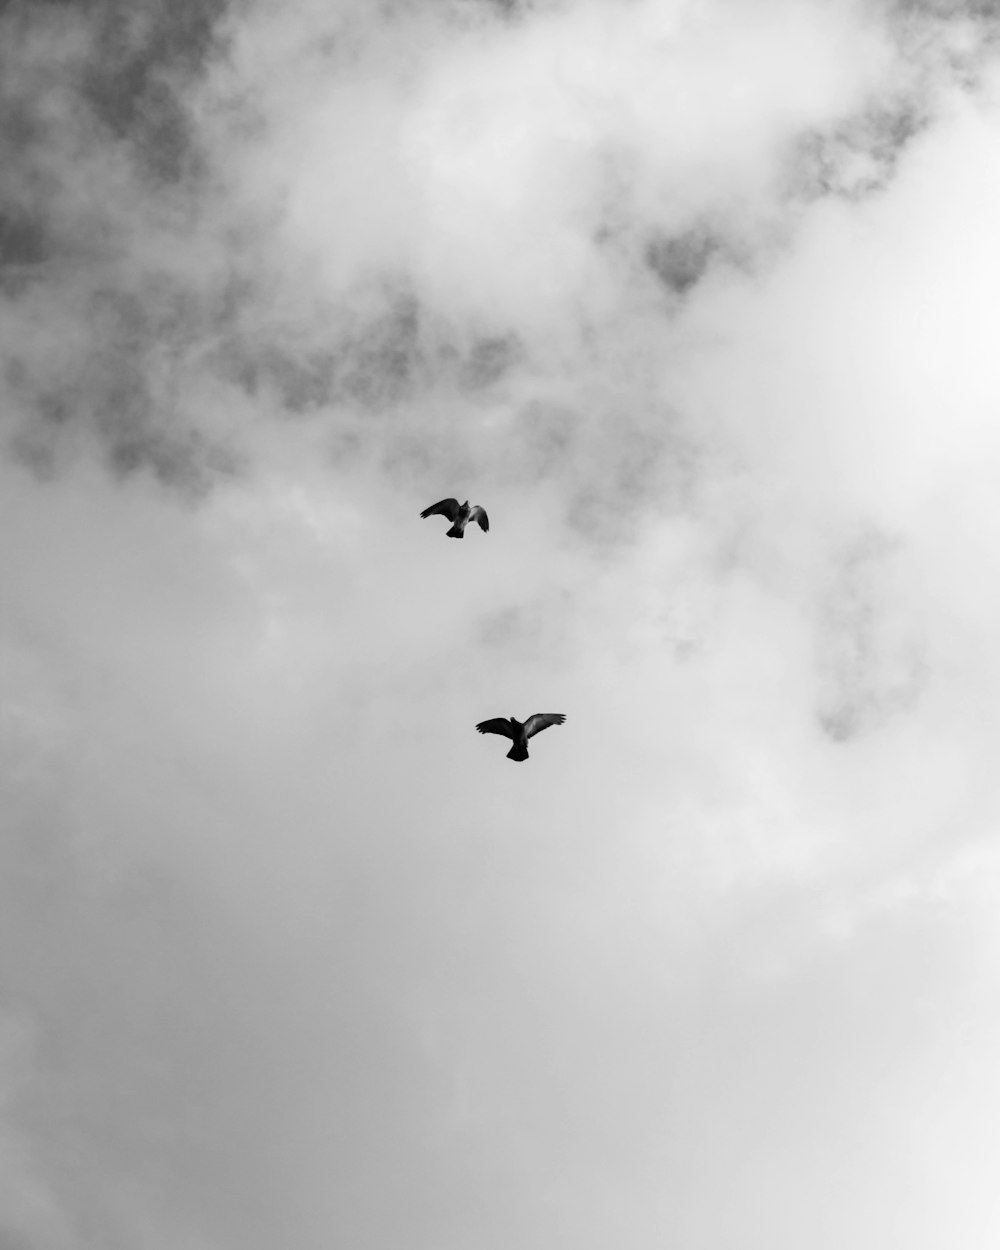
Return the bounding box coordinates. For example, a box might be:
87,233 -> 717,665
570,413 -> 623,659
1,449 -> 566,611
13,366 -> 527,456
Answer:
420,498 -> 489,539
475,713 -> 566,762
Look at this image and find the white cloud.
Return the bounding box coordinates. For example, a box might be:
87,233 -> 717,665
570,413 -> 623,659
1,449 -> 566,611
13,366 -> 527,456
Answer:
3,0 -> 1000,1245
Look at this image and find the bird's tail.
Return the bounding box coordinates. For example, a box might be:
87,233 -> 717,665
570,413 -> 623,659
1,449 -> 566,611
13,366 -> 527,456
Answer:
506,743 -> 529,761
446,523 -> 465,538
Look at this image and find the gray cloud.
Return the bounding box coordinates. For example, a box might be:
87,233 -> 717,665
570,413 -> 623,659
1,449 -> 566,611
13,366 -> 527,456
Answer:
789,98 -> 929,201
815,529 -> 928,742
5,1 -> 1000,1246
2,0 -> 988,508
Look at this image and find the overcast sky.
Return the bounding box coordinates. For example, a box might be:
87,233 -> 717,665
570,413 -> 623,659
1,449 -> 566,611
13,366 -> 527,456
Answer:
3,0 -> 1000,1246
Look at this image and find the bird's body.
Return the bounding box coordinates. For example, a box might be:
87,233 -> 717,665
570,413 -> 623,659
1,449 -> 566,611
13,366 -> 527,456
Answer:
475,713 -> 566,761
420,497 -> 489,538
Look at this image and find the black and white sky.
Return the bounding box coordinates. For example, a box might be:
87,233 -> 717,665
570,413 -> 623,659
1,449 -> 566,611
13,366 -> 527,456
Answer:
3,0 -> 1000,1246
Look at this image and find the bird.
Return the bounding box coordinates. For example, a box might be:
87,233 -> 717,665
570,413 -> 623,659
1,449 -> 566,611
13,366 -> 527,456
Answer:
420,498 -> 489,539
475,713 -> 566,762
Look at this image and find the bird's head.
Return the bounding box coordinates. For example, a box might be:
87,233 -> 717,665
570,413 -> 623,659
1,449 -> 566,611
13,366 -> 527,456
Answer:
510,716 -> 521,728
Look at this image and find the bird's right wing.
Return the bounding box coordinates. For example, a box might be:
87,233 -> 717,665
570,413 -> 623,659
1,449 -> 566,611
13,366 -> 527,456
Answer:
420,498 -> 460,521
523,713 -> 566,739
476,718 -> 514,738
469,505 -> 489,533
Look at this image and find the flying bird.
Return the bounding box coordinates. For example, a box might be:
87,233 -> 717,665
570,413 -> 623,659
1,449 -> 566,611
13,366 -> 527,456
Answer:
475,713 -> 566,762
420,498 -> 489,539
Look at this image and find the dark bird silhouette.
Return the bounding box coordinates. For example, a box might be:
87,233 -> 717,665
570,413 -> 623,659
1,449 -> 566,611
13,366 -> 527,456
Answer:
475,713 -> 566,761
420,498 -> 489,538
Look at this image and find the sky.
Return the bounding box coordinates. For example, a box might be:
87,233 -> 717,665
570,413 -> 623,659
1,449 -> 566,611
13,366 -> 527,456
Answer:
3,0 -> 1000,1245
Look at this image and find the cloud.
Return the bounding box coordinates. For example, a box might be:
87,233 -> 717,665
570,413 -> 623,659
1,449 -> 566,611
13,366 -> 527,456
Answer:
4,0 -> 1000,1246
0,0 -> 963,499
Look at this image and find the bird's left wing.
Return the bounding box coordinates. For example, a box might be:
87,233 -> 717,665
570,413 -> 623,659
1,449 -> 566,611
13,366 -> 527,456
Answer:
469,505 -> 489,533
476,718 -> 514,738
523,713 -> 566,739
420,498 -> 460,521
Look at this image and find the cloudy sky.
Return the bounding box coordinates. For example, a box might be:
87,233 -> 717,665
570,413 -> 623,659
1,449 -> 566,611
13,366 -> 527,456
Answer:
3,0 -> 1000,1245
